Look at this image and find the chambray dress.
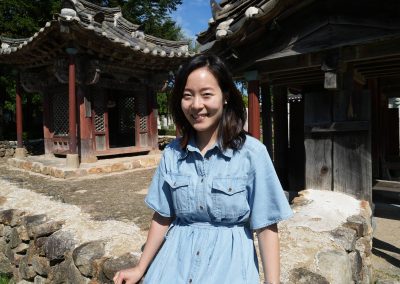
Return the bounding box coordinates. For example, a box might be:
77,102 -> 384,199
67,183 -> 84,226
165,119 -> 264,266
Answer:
144,135 -> 293,284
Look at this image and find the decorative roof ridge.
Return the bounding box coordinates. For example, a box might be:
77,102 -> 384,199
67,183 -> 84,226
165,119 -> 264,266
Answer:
144,34 -> 190,49
73,0 -> 121,14
198,0 -> 305,44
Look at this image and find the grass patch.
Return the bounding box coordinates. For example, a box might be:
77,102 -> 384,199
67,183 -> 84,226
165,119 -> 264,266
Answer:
0,274 -> 11,284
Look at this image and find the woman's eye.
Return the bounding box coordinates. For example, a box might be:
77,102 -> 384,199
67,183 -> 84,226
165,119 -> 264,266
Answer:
203,92 -> 212,97
183,93 -> 192,98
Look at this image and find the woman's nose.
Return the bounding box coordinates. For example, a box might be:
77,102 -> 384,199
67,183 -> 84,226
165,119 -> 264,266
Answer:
192,96 -> 203,109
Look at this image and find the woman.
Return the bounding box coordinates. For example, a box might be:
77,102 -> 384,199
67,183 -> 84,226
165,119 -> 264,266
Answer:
113,54 -> 292,284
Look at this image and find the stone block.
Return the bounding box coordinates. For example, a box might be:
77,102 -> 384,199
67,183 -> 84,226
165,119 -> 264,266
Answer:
111,163 -> 125,172
34,275 -> 47,284
330,226 -> 357,251
0,224 -> 4,237
72,240 -> 105,277
28,221 -> 64,238
0,238 -> 6,253
0,251 -> 13,275
23,214 -> 48,228
42,231 -> 75,262
356,237 -> 372,257
19,255 -> 37,280
48,253 -> 90,284
349,251 -> 362,283
102,253 -> 140,281
13,243 -> 29,254
9,227 -> 22,249
316,249 -> 352,284
34,237 -> 47,257
345,215 -> 371,237
17,225 -> 30,241
32,255 -> 50,276
288,267 -> 329,284
0,209 -> 25,226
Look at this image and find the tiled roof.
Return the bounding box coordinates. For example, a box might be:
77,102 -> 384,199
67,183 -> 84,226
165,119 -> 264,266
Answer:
0,0 -> 194,64
197,0 -> 304,45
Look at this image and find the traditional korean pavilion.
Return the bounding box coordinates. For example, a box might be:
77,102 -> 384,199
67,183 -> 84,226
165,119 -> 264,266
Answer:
0,0 -> 193,166
198,0 -> 400,202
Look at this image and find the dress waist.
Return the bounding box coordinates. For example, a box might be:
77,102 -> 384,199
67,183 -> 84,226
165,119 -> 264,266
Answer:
174,219 -> 248,230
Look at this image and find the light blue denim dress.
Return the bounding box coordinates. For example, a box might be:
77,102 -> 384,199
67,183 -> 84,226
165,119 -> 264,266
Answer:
144,135 -> 293,284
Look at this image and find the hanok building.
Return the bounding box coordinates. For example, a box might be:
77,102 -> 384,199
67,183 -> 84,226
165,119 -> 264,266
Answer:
0,0 -> 193,166
198,0 -> 400,202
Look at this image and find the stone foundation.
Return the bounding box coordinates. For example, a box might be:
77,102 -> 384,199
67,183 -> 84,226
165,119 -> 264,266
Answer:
0,141 -> 16,158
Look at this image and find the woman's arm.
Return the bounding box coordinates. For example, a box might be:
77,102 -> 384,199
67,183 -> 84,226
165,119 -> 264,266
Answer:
113,212 -> 173,284
256,223 -> 280,284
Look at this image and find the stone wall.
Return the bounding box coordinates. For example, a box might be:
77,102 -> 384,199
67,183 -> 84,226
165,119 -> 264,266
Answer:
0,179 -> 374,283
280,189 -> 373,284
0,180 -> 146,284
0,141 -> 16,158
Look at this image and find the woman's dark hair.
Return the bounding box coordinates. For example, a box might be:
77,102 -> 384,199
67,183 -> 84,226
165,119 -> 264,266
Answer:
169,54 -> 246,150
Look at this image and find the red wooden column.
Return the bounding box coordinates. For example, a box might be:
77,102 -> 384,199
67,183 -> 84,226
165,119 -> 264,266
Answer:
147,85 -> 158,149
42,92 -> 53,155
16,76 -> 23,148
245,71 -> 260,139
67,49 -> 77,154
66,47 -> 79,168
15,74 -> 25,158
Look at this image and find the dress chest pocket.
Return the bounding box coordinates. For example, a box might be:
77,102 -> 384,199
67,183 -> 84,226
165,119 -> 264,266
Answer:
165,174 -> 191,214
211,177 -> 250,220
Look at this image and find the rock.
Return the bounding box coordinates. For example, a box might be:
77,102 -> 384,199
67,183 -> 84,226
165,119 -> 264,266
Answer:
42,231 -> 75,262
344,215 -> 371,237
102,253 -> 140,281
28,221 -> 64,238
9,227 -> 22,249
34,275 -> 47,284
17,225 -> 30,241
0,251 -> 12,275
13,243 -> 29,254
0,238 -> 6,253
355,237 -> 372,257
16,280 -> 33,284
48,253 -> 90,284
330,226 -> 357,251
0,209 -> 25,226
288,267 -> 329,284
19,256 -> 37,280
349,250 -> 363,283
0,224 -> 4,237
32,255 -> 50,276
22,215 -> 48,227
316,249 -> 352,284
72,240 -> 105,277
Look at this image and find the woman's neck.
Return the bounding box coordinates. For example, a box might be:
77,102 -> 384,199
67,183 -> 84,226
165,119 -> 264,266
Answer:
195,130 -> 218,156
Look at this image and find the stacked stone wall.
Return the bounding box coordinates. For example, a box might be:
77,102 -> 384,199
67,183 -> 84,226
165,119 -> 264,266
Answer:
0,141 -> 16,158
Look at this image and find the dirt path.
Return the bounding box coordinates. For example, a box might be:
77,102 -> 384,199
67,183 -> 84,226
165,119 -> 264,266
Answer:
0,159 -> 155,231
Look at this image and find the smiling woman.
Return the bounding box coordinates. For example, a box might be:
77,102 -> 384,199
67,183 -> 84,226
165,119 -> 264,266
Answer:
113,54 -> 293,284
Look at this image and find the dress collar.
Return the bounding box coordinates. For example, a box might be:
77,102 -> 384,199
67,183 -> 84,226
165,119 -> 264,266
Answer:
179,136 -> 233,159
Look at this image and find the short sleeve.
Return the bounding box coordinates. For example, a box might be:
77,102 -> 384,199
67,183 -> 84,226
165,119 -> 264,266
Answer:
144,152 -> 174,217
248,145 -> 293,230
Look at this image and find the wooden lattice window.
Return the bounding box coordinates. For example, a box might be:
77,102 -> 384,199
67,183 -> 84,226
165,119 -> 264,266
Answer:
94,103 -> 105,132
136,95 -> 148,132
119,97 -> 135,134
52,92 -> 69,136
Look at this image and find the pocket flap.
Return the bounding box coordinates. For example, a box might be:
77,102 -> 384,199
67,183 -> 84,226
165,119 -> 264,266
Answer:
165,174 -> 190,189
212,178 -> 246,195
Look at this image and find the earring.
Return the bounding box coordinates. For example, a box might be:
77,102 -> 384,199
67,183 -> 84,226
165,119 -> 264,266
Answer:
224,100 -> 228,105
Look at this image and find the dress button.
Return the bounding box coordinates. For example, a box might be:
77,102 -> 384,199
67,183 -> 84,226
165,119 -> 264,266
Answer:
201,178 -> 203,182
196,251 -> 200,255
189,279 -> 192,283
228,187 -> 232,192
199,206 -> 204,210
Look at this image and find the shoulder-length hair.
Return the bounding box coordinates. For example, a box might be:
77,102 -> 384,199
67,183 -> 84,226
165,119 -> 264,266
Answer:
169,54 -> 246,150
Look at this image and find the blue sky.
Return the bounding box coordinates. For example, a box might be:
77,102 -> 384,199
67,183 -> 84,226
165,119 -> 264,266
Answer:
170,1 -> 212,42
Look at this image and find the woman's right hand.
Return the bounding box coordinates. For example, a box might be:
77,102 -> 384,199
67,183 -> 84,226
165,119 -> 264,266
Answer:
113,266 -> 145,284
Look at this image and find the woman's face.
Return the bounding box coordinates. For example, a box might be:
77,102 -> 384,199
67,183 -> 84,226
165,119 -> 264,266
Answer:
181,67 -> 224,140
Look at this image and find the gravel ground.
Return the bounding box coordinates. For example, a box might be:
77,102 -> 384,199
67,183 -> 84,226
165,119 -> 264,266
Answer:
0,158 -> 155,231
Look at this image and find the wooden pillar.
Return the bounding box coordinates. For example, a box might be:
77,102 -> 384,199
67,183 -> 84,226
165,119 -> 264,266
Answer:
16,76 -> 23,148
147,85 -> 158,149
78,86 -> 97,163
66,47 -> 79,168
245,71 -> 260,139
261,83 -> 272,156
273,86 -> 289,189
67,49 -> 77,154
42,92 -> 53,155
